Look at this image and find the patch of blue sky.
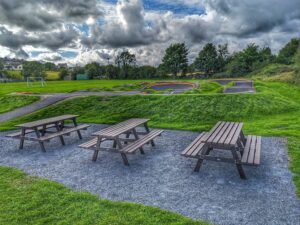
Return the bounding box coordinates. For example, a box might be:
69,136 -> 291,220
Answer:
30,51 -> 45,57
102,0 -> 205,15
30,51 -> 77,59
59,51 -> 78,58
76,23 -> 89,35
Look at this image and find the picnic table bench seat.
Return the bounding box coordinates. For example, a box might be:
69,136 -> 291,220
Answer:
241,135 -> 261,166
121,129 -> 163,154
39,124 -> 90,141
181,132 -> 207,158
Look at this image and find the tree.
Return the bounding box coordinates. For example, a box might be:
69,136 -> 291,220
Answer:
44,62 -> 57,71
194,43 -> 219,75
294,45 -> 300,65
226,43 -> 264,76
59,68 -> 69,80
0,60 -> 4,71
115,51 -> 136,68
138,66 -> 157,78
85,62 -> 101,79
115,51 -> 136,79
217,44 -> 230,71
22,61 -> 46,79
277,38 -> 300,64
160,43 -> 188,77
105,65 -> 119,79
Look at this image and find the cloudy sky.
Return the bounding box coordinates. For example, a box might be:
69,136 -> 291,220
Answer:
0,0 -> 299,66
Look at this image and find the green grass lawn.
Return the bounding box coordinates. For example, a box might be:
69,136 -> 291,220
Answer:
0,96 -> 39,114
0,79 -> 223,95
0,80 -> 153,95
0,167 -> 208,225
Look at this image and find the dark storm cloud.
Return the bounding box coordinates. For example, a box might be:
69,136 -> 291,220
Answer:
0,0 -> 101,31
204,0 -> 300,37
0,26 -> 78,50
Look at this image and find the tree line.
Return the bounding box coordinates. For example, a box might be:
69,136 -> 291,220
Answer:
1,38 -> 299,80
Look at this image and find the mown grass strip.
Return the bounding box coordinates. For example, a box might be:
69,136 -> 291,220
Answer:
0,167 -> 209,225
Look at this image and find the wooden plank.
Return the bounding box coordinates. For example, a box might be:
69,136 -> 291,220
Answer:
39,124 -> 90,141
219,122 -> 235,144
230,123 -> 244,146
241,135 -> 252,163
206,122 -> 226,143
223,123 -> 239,145
16,115 -> 78,129
92,118 -> 149,138
121,129 -> 163,154
254,136 -> 261,165
242,135 -> 262,166
190,143 -> 206,157
79,138 -> 98,148
248,136 -> 257,164
212,122 -> 231,143
123,130 -> 162,153
181,132 -> 207,155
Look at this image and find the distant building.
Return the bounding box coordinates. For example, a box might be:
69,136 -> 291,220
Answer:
2,58 -> 24,71
58,63 -> 68,69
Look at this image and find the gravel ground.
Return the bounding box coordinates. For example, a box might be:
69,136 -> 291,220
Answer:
0,124 -> 299,225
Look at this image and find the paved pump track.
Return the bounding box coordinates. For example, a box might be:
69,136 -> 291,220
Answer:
213,80 -> 256,93
0,125 -> 299,225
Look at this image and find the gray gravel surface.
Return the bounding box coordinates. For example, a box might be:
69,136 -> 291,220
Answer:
0,124 -> 299,225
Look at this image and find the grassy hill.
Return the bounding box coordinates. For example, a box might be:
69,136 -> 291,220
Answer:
251,63 -> 300,85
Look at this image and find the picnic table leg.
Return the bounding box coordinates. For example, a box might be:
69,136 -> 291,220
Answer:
132,128 -> 144,154
124,132 -> 131,145
72,118 -> 82,139
19,128 -> 26,150
40,125 -> 47,136
194,146 -> 210,172
144,123 -> 155,147
237,138 -> 244,156
112,140 -> 117,148
231,148 -> 246,179
116,139 -> 129,166
34,128 -> 46,152
92,137 -> 103,162
55,122 -> 65,146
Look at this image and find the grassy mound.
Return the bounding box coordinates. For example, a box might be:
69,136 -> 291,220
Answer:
0,96 -> 39,114
0,167 -> 207,225
46,71 -> 60,80
252,63 -> 300,85
0,84 -> 298,131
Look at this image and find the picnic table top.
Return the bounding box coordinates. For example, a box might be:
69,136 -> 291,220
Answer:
16,114 -> 79,129
92,118 -> 149,138
205,121 -> 243,146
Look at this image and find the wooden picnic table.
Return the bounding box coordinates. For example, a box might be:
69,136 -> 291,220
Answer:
7,114 -> 90,152
182,121 -> 261,179
79,118 -> 163,165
